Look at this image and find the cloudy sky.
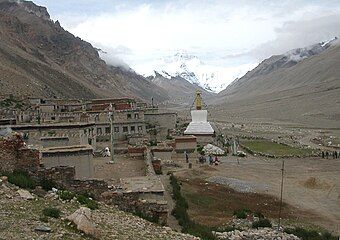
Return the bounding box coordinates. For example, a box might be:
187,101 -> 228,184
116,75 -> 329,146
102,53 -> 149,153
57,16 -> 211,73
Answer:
34,0 -> 340,91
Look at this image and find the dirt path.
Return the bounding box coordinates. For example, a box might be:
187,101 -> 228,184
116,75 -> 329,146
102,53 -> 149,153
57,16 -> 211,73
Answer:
160,175 -> 182,232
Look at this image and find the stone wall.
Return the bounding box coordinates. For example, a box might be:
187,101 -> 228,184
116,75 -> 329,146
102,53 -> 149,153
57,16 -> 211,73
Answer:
36,166 -> 108,199
0,134 -> 40,173
102,191 -> 167,225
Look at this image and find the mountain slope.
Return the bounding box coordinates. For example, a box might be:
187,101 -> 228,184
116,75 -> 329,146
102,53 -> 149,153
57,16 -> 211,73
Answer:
148,72 -> 216,106
0,0 -> 169,102
212,40 -> 340,128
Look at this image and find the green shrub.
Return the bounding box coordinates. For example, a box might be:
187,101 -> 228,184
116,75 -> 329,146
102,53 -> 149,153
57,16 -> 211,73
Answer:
40,178 -> 57,191
285,227 -> 338,240
43,207 -> 60,218
252,218 -> 272,228
6,171 -> 36,189
76,194 -> 99,210
253,212 -> 265,219
197,146 -> 204,155
58,190 -> 76,201
134,209 -> 160,224
85,200 -> 99,210
233,209 -> 250,219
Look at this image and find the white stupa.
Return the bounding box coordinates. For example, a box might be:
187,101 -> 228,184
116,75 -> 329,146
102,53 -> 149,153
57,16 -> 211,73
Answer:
184,91 -> 214,136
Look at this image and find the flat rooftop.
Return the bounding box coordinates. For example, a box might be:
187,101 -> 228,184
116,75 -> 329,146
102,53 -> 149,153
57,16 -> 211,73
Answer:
120,176 -> 164,194
9,122 -> 95,130
41,145 -> 93,154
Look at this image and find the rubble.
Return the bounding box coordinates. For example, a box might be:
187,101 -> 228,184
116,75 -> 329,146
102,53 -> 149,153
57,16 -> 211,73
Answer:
214,228 -> 300,240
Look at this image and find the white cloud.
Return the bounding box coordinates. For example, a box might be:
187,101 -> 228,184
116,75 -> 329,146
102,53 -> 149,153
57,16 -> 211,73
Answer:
39,0 -> 340,90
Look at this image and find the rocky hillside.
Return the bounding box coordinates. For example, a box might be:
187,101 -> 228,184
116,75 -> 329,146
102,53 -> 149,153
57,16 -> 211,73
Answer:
148,72 -> 216,106
0,178 -> 197,239
0,0 -> 169,102
212,40 -> 340,128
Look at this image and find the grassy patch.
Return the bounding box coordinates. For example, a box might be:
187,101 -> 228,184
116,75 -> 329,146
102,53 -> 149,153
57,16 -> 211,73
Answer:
76,194 -> 99,210
59,190 -> 76,201
170,175 -> 217,240
242,140 -> 313,156
5,171 -> 36,189
252,218 -> 272,228
42,207 -> 61,218
285,227 -> 338,240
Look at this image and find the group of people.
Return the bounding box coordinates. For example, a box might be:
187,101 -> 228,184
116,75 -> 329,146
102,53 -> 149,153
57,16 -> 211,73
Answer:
184,151 -> 221,166
198,154 -> 220,165
321,151 -> 339,159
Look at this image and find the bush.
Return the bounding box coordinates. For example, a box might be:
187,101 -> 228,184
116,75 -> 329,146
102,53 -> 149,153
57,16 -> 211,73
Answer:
253,212 -> 265,219
40,178 -> 57,191
285,227 -> 338,240
58,190 -> 76,201
6,171 -> 36,189
252,218 -> 272,228
233,209 -> 251,219
43,207 -> 60,218
76,194 -> 99,210
134,209 -> 160,224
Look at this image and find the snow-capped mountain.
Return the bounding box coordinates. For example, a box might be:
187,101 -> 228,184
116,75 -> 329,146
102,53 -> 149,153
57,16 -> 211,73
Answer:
143,50 -> 233,92
284,37 -> 338,63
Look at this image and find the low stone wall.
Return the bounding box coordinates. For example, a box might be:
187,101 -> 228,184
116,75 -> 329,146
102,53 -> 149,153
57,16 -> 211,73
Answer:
240,143 -> 318,159
102,191 -> 167,225
36,166 -> 108,199
128,146 -> 146,157
145,149 -> 156,176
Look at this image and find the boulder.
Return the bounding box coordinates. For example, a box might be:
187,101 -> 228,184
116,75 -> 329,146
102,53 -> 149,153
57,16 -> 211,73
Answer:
17,189 -> 35,200
67,207 -> 100,238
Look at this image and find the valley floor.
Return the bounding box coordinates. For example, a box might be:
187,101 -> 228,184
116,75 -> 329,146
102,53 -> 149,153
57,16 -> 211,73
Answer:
173,155 -> 340,235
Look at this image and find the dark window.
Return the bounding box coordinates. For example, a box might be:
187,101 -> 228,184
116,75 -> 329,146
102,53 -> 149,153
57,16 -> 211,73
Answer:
123,126 -> 128,132
51,116 -> 55,120
105,127 -> 110,134
114,127 -> 120,133
130,126 -> 135,132
127,114 -> 132,119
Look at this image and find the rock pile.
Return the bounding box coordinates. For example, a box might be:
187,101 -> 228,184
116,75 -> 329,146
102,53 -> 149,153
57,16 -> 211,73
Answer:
215,228 -> 300,240
203,144 -> 225,155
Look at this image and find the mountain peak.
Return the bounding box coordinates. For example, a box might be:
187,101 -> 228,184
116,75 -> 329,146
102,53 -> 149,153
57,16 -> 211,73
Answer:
0,0 -> 50,20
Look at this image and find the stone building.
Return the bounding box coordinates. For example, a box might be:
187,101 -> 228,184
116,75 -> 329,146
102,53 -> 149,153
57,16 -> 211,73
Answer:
41,145 -> 94,179
144,108 -> 177,140
10,122 -> 96,150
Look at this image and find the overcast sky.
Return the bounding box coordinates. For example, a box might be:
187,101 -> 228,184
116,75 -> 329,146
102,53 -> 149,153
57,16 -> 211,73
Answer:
33,0 -> 340,88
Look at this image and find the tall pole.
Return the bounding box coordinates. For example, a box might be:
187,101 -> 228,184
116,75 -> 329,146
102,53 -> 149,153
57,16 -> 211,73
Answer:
109,104 -> 114,163
278,160 -> 285,230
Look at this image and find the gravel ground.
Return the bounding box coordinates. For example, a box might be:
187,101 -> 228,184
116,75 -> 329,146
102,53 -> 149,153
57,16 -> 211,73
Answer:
207,176 -> 269,193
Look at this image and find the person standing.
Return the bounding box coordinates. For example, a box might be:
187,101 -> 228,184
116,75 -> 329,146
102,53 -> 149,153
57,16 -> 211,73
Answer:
184,150 -> 189,163
209,155 -> 213,165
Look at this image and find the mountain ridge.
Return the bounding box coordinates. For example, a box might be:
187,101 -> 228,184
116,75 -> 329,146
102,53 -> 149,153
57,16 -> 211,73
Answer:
0,0 -> 169,102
